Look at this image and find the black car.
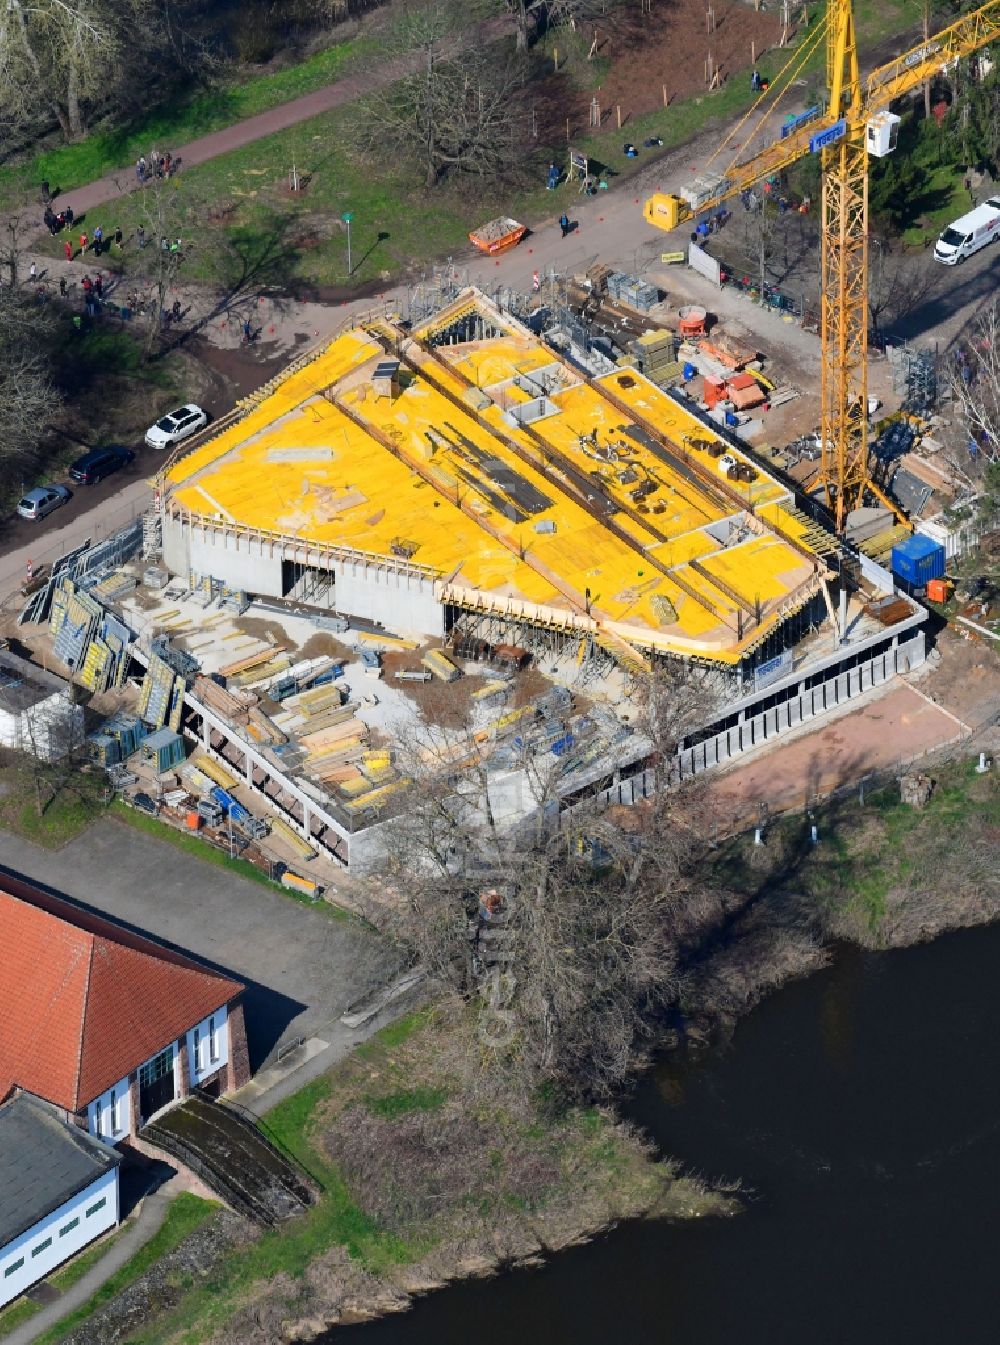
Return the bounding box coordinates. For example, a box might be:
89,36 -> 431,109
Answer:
69,445 -> 135,485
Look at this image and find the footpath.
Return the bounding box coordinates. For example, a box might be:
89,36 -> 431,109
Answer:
18,13 -> 512,224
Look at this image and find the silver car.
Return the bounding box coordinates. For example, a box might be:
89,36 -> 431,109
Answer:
17,485 -> 71,521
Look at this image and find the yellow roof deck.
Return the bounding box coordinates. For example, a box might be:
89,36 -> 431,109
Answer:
166,292 -> 829,663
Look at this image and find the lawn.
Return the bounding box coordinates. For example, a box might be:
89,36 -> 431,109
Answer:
32,1194 -> 216,1345
0,1226 -> 129,1339
0,36 -> 375,211
902,164 -> 971,247
26,0 -> 937,298
0,764 -> 109,849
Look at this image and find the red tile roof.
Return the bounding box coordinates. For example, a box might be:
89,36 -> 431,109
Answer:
0,881 -> 244,1111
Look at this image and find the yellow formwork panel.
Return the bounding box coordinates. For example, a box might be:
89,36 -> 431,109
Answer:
449,339 -> 555,390
166,312 -> 830,663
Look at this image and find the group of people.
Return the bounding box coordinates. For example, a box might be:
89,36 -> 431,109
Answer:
135,150 -> 174,183
42,203 -> 75,235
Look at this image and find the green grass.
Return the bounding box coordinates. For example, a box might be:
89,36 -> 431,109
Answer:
902,164 -> 971,246
108,801 -> 351,919
0,767 -> 109,849
365,1086 -> 447,1118
356,1008 -> 433,1058
123,1094 -> 418,1345
0,37 -> 374,209
33,1194 -> 216,1345
0,1297 -> 41,1338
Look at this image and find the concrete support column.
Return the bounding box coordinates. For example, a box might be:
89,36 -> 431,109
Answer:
176,1037 -> 191,1099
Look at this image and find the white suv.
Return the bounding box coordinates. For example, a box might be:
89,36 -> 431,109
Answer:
145,403 -> 208,451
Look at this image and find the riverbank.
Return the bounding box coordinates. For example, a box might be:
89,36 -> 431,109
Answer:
678,749 -> 1000,1054
30,739 -> 1000,1344
49,1005 -> 732,1345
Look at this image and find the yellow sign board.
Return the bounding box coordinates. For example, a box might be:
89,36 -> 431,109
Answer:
661,251 -> 685,264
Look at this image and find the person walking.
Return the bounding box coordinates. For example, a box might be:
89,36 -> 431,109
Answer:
93,273 -> 103,299
59,276 -> 67,297
137,224 -> 146,250
63,239 -> 73,262
92,225 -> 103,253
64,205 -> 74,227
40,179 -> 50,204
163,151 -> 172,178
532,270 -> 541,292
113,225 -> 123,249
559,212 -> 570,238
79,231 -> 88,253
28,261 -> 36,281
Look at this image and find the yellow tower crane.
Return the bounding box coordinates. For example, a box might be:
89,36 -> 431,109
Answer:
645,0 -> 1000,532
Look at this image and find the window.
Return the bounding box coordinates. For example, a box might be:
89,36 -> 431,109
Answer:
85,1197 -> 107,1219
110,1088 -> 121,1134
4,1258 -> 24,1277
31,1238 -> 52,1258
192,1025 -> 201,1072
59,1217 -> 80,1237
208,1015 -> 220,1064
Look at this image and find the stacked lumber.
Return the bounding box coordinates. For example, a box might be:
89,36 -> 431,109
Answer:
217,644 -> 286,679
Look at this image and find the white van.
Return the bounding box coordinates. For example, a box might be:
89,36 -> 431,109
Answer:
933,198 -> 1000,264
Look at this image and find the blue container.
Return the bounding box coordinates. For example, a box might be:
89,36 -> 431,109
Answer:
890,534 -> 945,586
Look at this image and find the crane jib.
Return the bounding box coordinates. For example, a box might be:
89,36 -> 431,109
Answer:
809,120 -> 847,153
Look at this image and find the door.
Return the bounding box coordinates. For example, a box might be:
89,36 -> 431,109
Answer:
139,1046 -> 176,1122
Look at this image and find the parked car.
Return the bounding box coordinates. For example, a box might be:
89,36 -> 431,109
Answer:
69,445 -> 135,485
17,485 -> 71,522
144,403 -> 208,451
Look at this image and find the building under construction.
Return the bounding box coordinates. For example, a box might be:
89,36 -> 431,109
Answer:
161,288 -> 841,682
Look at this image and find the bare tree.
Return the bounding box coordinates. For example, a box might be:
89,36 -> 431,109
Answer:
364,0 -> 528,188
867,235 -> 943,346
0,286 -> 61,494
118,175 -> 188,356
0,0 -> 141,139
952,299 -> 1000,463
361,681 -> 708,1100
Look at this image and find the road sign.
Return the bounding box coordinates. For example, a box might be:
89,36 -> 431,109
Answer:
341,211 -> 354,223
809,119 -> 847,153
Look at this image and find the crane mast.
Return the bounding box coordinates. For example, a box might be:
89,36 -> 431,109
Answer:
643,0 -> 1000,533
820,0 -> 871,532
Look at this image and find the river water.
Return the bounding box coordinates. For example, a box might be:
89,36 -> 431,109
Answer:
335,925 -> 1000,1344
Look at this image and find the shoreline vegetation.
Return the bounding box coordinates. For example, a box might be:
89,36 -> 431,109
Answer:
37,753 -> 1000,1345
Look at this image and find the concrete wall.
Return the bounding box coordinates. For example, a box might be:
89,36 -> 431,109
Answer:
0,1168 -> 119,1308
186,1006 -> 229,1089
163,516 -> 445,637
578,631 -> 927,812
162,517 -> 284,597
333,561 -> 444,637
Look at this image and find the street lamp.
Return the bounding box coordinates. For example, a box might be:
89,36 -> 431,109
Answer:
342,211 -> 354,276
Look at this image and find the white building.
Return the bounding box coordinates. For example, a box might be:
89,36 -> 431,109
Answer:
0,650 -> 84,761
0,1094 -> 121,1309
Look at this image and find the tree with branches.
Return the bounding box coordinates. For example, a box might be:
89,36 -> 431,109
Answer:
952,298 -> 1000,465
0,286 -> 62,497
0,0 -> 138,139
866,233 -> 942,346
364,0 -> 528,188
361,672 -> 711,1100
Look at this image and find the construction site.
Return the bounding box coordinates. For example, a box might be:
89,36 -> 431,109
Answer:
7,276 -> 932,881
